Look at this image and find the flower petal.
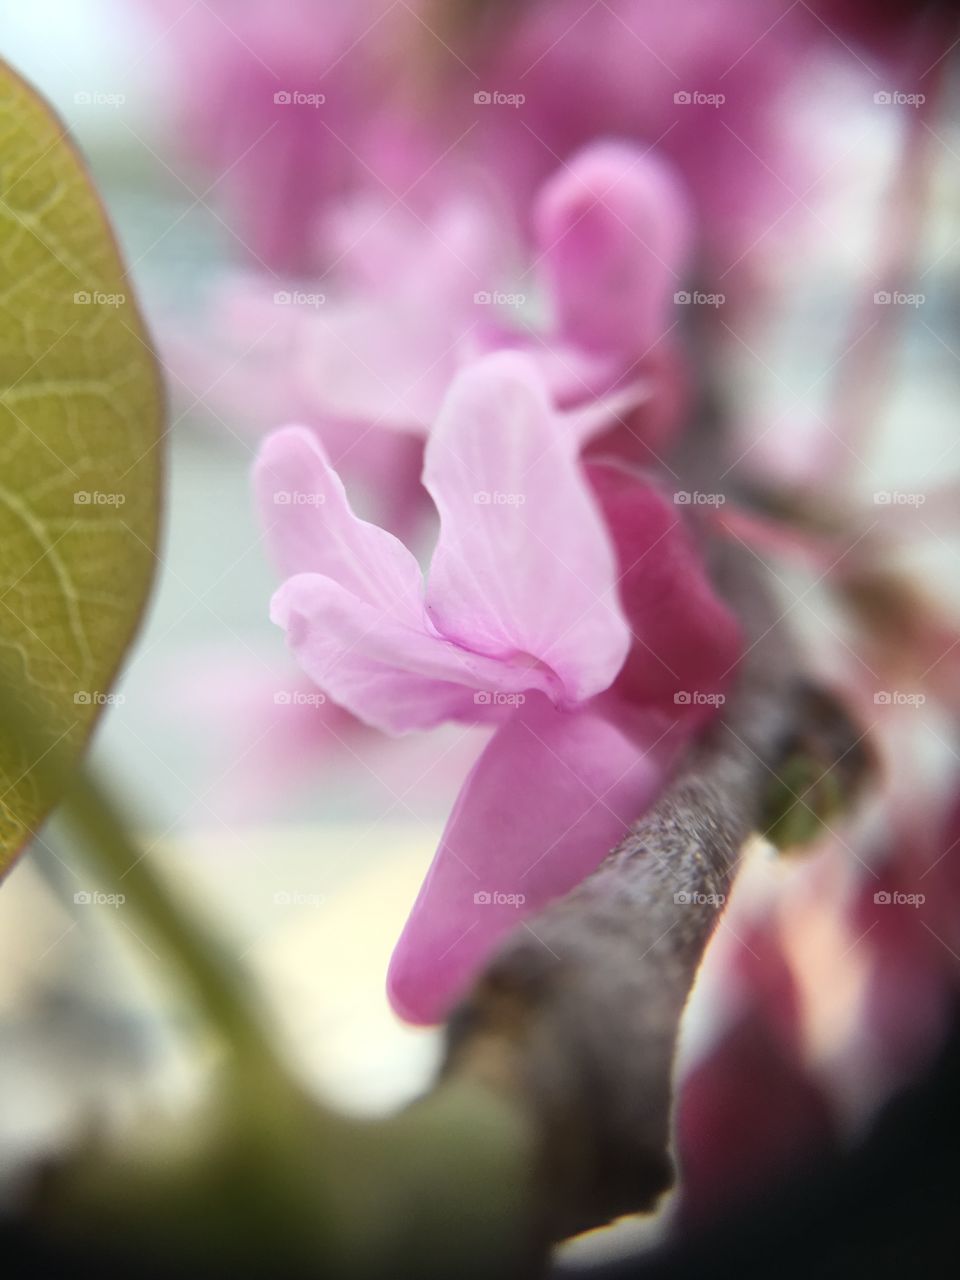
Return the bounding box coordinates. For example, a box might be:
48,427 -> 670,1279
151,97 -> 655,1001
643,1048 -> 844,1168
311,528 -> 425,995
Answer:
254,425 -> 426,621
270,573 -> 555,734
535,142 -> 691,360
423,353 -> 631,705
588,461 -> 743,713
387,692 -> 684,1023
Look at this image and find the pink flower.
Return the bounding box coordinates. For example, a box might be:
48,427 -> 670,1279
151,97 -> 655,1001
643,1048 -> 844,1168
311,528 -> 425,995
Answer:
168,142 -> 691,511
256,352 -> 740,1022
143,0 -> 841,281
142,0 -> 413,270
675,910 -> 838,1224
295,142 -> 691,437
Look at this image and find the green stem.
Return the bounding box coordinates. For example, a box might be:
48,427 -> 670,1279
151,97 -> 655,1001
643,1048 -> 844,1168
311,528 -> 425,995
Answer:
60,767 -> 282,1080
1,682 -> 282,1082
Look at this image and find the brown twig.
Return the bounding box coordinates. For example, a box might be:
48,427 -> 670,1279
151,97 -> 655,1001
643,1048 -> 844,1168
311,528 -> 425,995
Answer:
434,537 -> 872,1243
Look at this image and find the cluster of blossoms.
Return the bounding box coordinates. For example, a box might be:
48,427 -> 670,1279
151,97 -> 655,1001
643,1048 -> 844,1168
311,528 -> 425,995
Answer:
145,0 -> 960,1226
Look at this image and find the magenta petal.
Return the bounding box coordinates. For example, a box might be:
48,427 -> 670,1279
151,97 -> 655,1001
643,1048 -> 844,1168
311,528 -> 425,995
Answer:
589,461 -> 743,712
387,692 -> 682,1024
535,142 -> 692,360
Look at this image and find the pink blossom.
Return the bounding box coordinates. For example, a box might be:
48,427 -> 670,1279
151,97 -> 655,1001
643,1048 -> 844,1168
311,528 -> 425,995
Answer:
297,143 -> 690,436
143,0 -> 413,270
256,352 -> 741,1021
168,142 -> 692,525
143,0 -> 842,280
676,911 -> 838,1224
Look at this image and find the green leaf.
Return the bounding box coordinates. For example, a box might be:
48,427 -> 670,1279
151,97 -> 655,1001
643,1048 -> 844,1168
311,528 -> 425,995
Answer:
0,61 -> 163,875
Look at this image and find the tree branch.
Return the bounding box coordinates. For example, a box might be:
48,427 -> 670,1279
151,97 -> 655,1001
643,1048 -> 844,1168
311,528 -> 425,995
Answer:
435,541 -> 871,1242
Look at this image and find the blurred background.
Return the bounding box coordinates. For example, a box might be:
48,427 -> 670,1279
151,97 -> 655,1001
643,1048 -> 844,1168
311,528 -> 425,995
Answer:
1,0 -> 959,1265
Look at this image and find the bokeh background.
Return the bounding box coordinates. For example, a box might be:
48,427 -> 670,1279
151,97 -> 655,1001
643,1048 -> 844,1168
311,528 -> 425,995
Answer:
1,0 -> 959,1264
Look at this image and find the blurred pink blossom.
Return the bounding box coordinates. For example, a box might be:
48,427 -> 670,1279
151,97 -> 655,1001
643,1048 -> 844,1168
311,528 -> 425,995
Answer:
144,0 -> 414,269
167,141 -> 693,538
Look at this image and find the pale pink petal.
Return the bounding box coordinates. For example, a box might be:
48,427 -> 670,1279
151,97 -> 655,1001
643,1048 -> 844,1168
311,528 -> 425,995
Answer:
535,142 -> 692,360
270,573 -> 556,734
387,692 -> 685,1023
423,353 -> 631,705
254,426 -> 425,620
